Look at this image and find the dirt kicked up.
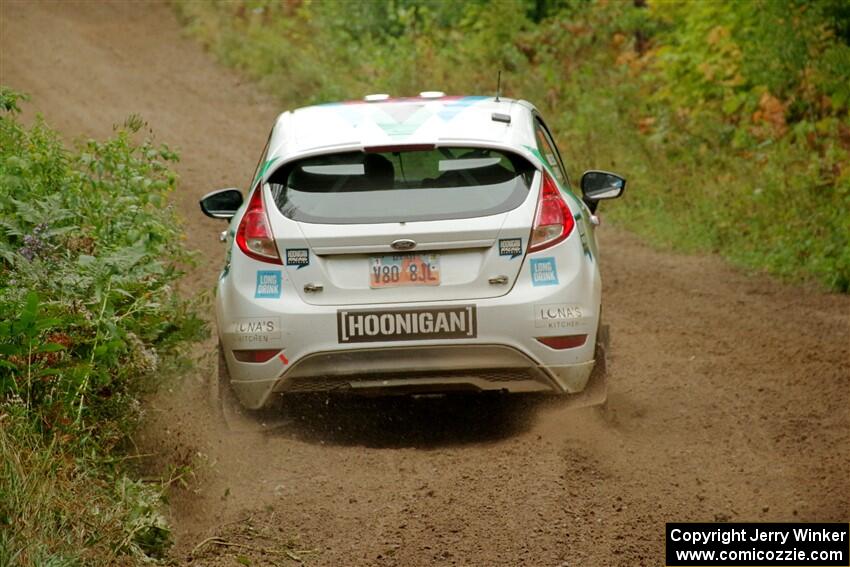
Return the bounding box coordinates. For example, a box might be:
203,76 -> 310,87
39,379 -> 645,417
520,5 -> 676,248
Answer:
2,2 -> 848,565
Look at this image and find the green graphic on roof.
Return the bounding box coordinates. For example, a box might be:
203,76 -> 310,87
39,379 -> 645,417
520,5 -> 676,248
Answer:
322,96 -> 489,136
373,104 -> 433,137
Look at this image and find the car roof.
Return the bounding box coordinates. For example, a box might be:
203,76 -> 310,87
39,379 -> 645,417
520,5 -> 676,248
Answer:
265,95 -> 542,166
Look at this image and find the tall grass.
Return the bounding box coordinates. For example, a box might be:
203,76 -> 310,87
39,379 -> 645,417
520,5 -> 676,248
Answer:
0,420 -> 170,565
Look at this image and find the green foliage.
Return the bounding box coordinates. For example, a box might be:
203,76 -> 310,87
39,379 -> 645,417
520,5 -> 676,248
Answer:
646,0 -> 850,153
0,90 -> 206,565
0,87 -> 28,114
175,0 -> 850,291
622,0 -> 850,291
0,101 -> 205,439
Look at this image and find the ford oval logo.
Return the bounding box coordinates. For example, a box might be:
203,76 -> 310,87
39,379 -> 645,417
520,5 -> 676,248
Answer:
391,239 -> 417,251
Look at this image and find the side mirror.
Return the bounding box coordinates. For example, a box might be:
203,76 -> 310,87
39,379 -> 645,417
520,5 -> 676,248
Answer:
580,170 -> 626,213
200,188 -> 243,220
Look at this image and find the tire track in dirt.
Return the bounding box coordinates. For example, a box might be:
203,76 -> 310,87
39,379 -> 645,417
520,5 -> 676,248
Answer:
3,2 -> 848,566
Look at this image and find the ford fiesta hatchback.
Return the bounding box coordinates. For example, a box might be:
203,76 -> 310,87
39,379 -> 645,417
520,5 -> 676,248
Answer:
200,93 -> 625,410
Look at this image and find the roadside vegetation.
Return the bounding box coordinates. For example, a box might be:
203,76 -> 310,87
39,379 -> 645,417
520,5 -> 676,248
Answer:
175,0 -> 850,291
0,88 -> 206,565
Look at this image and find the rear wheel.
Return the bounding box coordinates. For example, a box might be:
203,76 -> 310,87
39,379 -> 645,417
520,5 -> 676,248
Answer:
585,323 -> 609,406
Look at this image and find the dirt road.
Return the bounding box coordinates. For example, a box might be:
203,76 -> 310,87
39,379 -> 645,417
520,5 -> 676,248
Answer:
2,2 -> 848,565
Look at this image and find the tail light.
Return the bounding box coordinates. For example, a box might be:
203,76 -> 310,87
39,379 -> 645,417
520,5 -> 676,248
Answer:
232,349 -> 280,363
528,170 -> 575,253
536,335 -> 587,350
235,185 -> 282,264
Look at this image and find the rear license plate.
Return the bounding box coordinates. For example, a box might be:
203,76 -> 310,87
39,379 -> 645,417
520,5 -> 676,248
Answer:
370,254 -> 440,288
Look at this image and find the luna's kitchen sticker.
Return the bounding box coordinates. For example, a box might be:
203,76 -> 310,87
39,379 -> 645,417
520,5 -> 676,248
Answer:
232,317 -> 282,345
534,304 -> 583,329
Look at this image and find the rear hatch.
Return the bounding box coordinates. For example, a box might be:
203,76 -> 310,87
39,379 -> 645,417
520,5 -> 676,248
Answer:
265,146 -> 539,306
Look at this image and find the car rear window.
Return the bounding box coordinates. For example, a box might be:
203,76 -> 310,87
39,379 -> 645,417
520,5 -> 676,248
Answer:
267,146 -> 535,224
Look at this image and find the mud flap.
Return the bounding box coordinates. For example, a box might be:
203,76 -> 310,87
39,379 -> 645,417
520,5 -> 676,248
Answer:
558,323 -> 609,409
211,344 -> 281,433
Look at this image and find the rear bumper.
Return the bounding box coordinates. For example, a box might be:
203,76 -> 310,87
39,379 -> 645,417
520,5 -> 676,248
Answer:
228,344 -> 595,409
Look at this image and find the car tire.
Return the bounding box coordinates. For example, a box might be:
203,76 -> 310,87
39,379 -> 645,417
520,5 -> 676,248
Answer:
586,322 -> 609,406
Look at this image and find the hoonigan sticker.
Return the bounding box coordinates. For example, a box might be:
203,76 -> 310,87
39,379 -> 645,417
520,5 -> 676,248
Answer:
499,238 -> 523,259
338,305 -> 477,344
286,248 -> 309,269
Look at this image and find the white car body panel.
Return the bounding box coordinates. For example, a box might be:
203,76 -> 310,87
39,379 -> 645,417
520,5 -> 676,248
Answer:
214,95 -> 605,409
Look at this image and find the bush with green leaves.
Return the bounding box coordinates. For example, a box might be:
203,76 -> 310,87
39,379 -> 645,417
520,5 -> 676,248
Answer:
0,89 -> 205,438
0,88 -> 206,565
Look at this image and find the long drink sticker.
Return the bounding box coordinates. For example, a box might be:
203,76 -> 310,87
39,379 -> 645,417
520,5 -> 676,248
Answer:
530,257 -> 559,286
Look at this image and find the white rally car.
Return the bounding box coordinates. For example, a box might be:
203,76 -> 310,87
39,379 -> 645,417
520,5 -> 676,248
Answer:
200,93 -> 625,410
